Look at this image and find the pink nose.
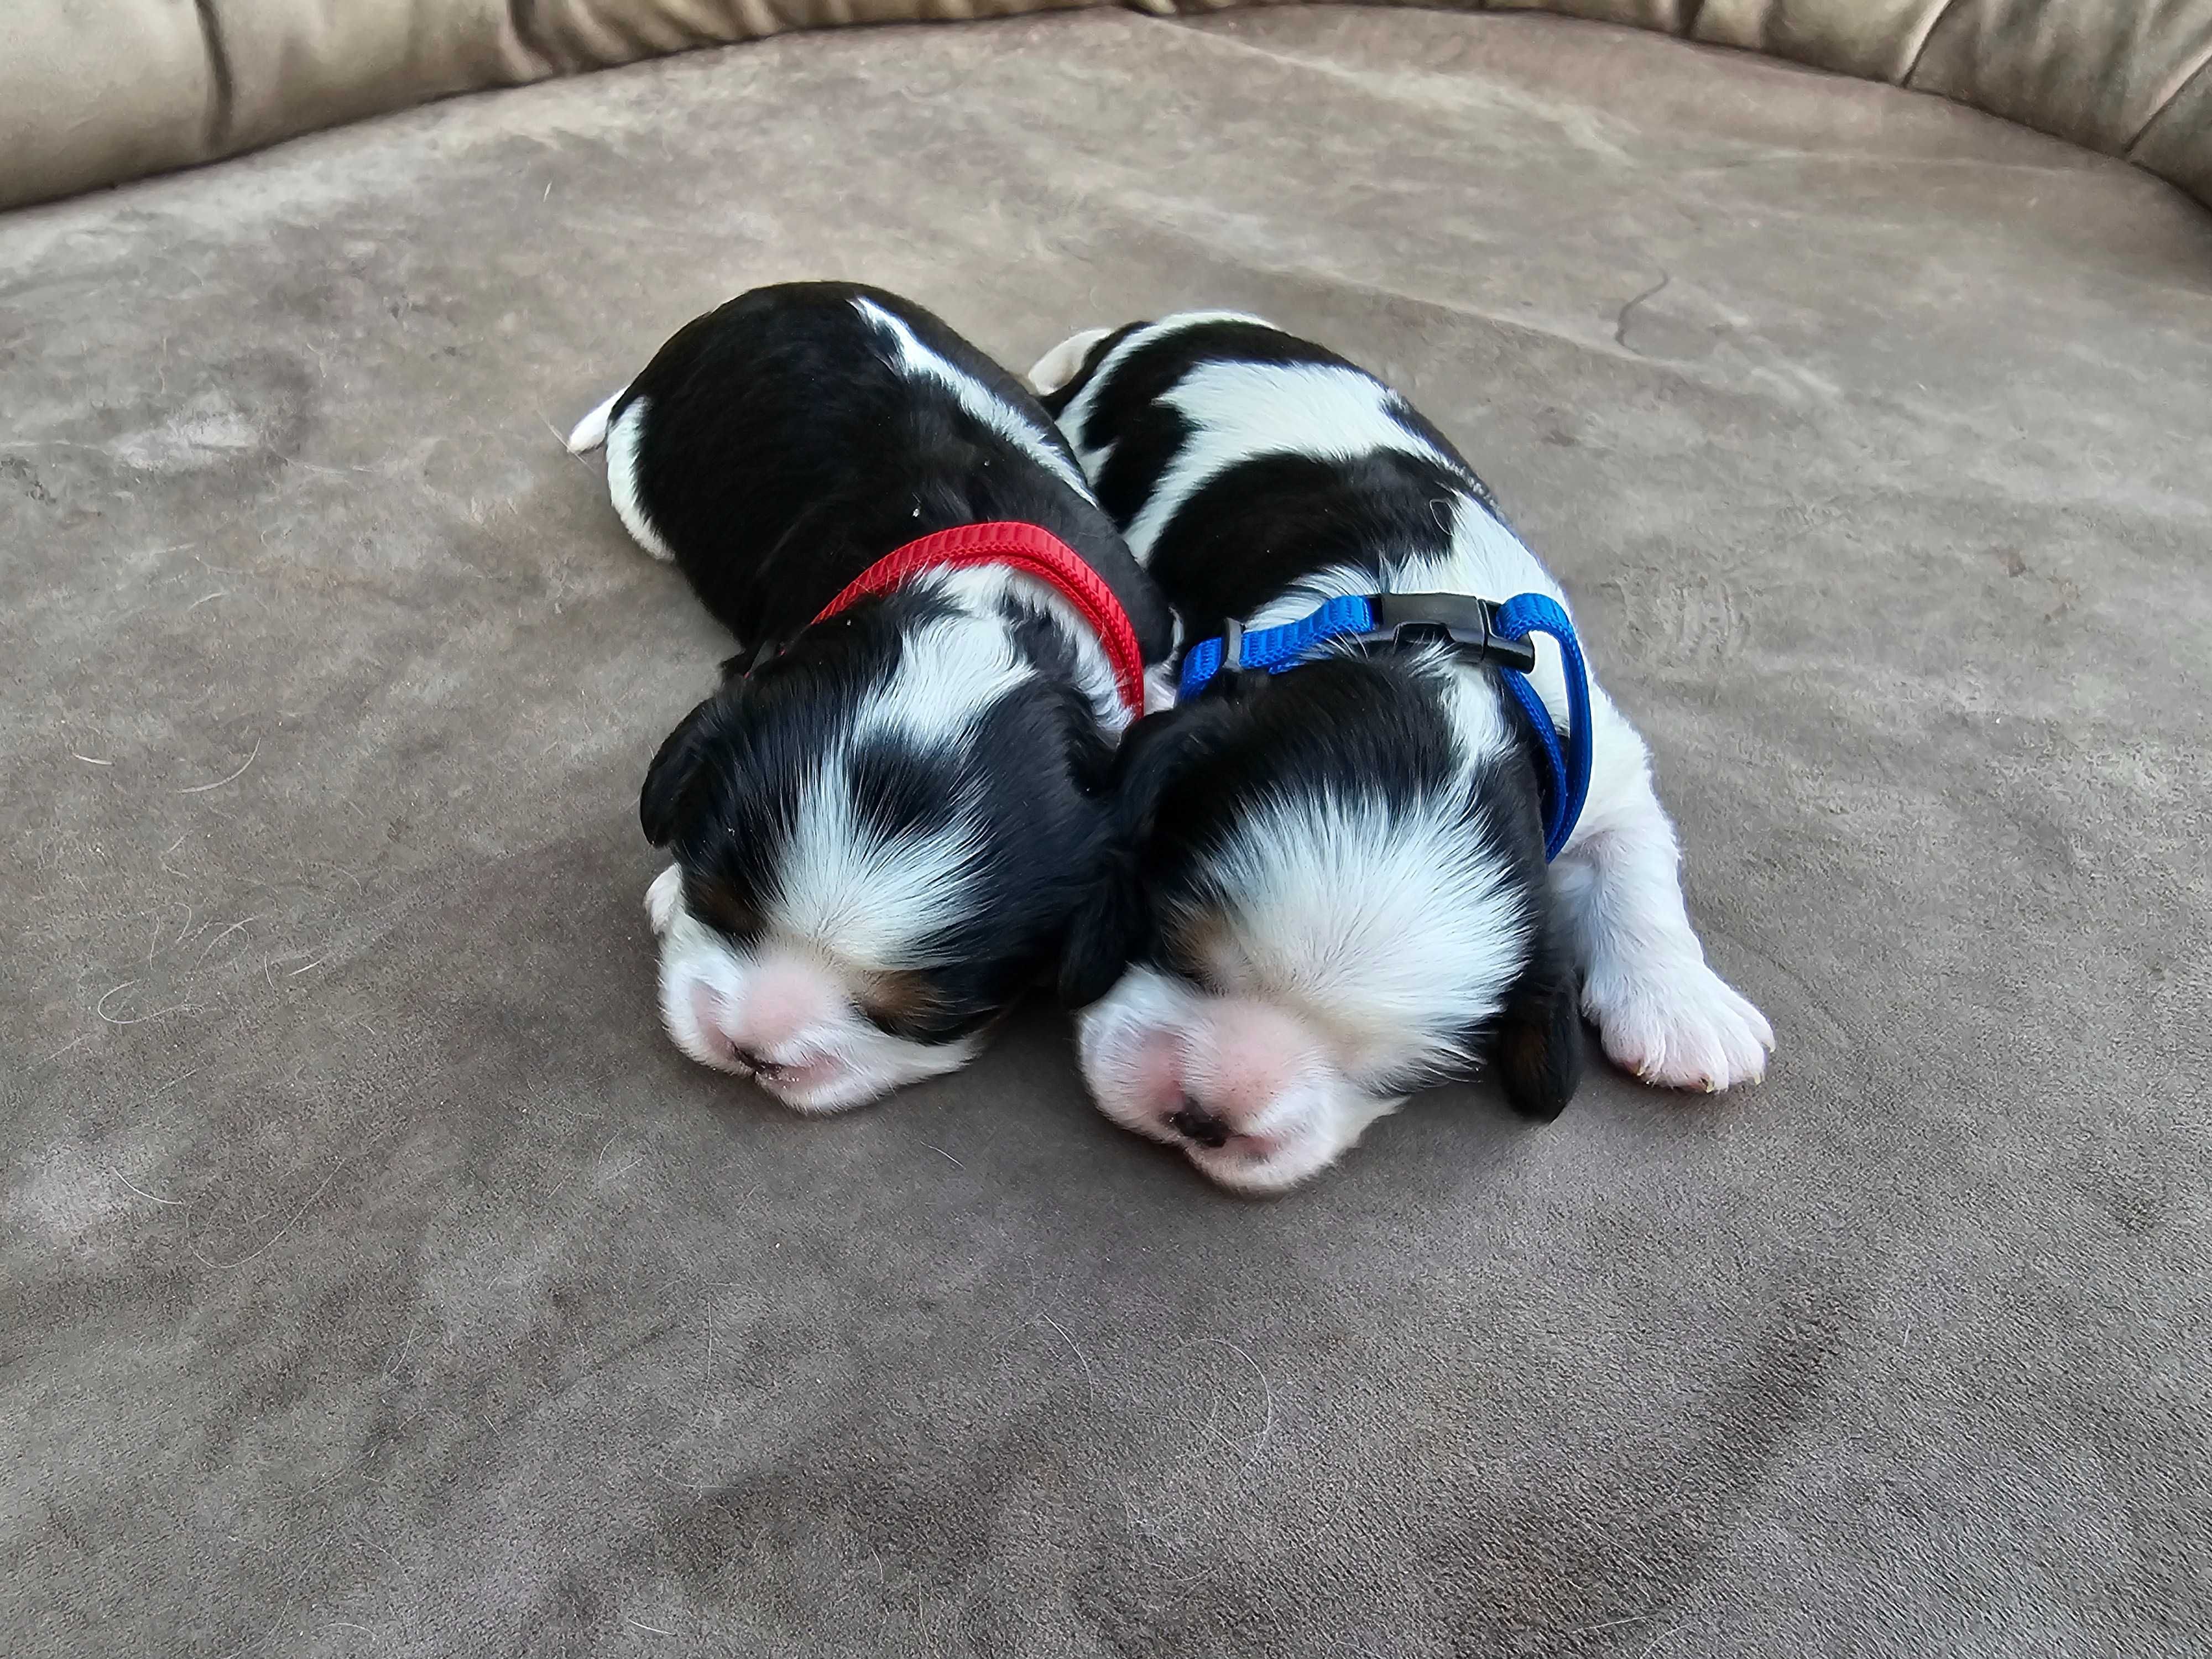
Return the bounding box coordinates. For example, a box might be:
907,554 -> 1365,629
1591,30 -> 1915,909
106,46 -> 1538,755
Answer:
1185,1000 -> 1314,1123
721,956 -> 841,1057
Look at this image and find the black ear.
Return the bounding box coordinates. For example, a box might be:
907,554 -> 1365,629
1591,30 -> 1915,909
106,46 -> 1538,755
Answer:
1492,891 -> 1585,1121
639,692 -> 726,848
1057,705 -> 1224,1009
1058,849 -> 1149,1010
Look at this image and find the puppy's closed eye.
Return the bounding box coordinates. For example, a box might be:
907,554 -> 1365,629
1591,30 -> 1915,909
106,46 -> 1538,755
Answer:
854,968 -> 937,1034
686,875 -> 765,943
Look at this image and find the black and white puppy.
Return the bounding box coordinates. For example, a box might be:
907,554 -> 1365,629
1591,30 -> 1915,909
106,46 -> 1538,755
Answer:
1030,312 -> 1773,1191
567,281 -> 1173,1113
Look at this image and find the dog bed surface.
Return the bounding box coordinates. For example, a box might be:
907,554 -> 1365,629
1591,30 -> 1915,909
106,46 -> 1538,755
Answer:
3,10 -> 2208,1655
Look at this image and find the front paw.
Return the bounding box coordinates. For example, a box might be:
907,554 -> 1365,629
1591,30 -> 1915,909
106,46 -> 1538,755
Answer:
645,863 -> 685,937
1584,958 -> 1773,1092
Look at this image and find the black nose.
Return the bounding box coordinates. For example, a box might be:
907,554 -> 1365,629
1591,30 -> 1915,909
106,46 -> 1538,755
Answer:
1167,1100 -> 1231,1149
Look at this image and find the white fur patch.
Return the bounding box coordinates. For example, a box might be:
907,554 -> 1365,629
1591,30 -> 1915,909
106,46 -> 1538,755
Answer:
775,781 -> 984,971
852,297 -> 1097,504
645,862 -> 686,935
1194,789 -> 1531,1078
602,396 -> 676,563
1119,360 -> 1458,562
1048,311 -> 1271,474
856,592 -> 1035,750
768,600 -> 1036,967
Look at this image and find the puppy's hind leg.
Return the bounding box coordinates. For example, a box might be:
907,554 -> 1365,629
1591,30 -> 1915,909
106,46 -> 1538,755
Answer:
1553,690 -> 1774,1092
569,391 -> 677,563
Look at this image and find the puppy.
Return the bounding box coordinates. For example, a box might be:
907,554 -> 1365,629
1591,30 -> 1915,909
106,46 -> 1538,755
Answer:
1030,312 -> 1773,1191
569,281 -> 1173,1112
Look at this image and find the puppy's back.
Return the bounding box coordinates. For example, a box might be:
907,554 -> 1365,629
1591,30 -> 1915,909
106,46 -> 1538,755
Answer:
582,282 -> 1146,650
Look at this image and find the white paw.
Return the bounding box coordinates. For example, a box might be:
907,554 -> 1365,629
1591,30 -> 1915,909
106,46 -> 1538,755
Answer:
1584,958 -> 1773,1092
644,864 -> 685,937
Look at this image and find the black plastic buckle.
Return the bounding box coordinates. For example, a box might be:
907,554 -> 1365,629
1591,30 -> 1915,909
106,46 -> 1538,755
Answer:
1350,593 -> 1537,672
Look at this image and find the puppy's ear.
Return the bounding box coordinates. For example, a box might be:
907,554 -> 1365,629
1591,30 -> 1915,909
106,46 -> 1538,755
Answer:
639,693 -> 726,849
1493,893 -> 1585,1121
1058,705 -> 1224,1008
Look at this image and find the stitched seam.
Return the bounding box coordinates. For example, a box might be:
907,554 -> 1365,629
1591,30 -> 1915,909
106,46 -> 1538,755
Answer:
191,0 -> 236,151
2126,41 -> 2212,156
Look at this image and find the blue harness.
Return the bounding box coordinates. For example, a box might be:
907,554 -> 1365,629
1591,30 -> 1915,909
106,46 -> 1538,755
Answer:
1177,591 -> 1593,860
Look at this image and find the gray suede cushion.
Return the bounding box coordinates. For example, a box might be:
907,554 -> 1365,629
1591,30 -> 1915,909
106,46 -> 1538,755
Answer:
6,0 -> 2212,211
4,10 -> 2208,1655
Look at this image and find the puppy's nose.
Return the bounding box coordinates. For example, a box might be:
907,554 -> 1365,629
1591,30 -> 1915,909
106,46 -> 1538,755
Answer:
1167,1099 -> 1231,1149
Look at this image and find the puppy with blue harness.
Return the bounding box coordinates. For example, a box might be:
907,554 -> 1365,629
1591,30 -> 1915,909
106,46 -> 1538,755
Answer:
1031,312 -> 1772,1192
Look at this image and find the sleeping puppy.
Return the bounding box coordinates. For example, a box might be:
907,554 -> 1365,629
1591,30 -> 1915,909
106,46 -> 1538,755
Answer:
1030,312 -> 1773,1191
568,281 -> 1173,1113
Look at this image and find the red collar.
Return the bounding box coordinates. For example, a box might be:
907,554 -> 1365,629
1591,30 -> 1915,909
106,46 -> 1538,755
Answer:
812,521 -> 1147,720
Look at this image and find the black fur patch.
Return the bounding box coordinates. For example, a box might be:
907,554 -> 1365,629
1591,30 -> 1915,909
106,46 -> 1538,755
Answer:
616,281 -> 1172,657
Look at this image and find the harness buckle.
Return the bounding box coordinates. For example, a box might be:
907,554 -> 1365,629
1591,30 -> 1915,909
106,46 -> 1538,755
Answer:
1352,592 -> 1538,673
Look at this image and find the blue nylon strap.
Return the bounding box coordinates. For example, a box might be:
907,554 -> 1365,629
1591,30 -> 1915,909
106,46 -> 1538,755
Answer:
1177,594 -> 1375,702
1490,592 -> 1592,860
1176,589 -> 1593,860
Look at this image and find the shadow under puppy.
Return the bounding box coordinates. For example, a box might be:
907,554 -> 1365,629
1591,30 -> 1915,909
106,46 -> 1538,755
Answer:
568,281 -> 1173,1113
1030,312 -> 1773,1192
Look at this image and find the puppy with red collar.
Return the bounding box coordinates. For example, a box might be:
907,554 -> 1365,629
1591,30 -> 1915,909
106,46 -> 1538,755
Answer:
570,282 -> 1173,1112
1030,312 -> 1773,1191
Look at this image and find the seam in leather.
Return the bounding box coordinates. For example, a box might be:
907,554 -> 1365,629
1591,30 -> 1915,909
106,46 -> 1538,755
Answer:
191,0 -> 236,152
508,0 -> 563,75
2125,41 -> 2212,158
1898,0 -> 1965,87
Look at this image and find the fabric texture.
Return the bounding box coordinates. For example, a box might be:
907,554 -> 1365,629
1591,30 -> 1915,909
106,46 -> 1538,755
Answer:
3,8 -> 2209,1654
3,0 -> 2212,211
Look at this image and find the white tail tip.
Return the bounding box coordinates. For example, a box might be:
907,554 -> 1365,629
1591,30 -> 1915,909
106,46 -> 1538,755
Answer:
565,392 -> 619,454
1027,328 -> 1112,395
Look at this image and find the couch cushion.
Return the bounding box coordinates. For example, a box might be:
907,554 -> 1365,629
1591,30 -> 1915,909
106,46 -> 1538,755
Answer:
4,1 -> 2212,211
0,0 -> 217,209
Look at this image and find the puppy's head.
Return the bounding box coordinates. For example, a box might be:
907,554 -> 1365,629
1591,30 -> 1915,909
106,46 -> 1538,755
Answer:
1064,654 -> 1580,1192
643,590 -> 1113,1113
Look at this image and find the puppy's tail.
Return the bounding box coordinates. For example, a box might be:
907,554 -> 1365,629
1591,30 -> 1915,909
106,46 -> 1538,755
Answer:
1027,328 -> 1113,396
565,392 -> 621,455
